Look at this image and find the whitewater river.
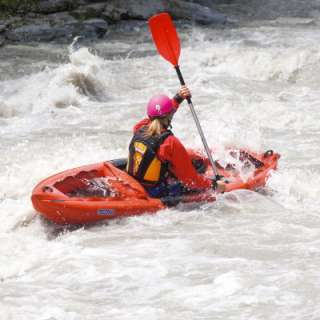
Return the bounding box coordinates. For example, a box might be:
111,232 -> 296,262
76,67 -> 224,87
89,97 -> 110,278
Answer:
1,16 -> 320,320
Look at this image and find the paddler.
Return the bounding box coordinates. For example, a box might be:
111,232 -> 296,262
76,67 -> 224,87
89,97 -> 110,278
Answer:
127,86 -> 225,198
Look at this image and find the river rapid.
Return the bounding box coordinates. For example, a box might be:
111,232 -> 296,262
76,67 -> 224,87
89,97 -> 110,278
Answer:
1,13 -> 320,320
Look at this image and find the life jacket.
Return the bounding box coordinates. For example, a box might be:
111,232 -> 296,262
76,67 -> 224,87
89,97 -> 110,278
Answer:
127,127 -> 173,186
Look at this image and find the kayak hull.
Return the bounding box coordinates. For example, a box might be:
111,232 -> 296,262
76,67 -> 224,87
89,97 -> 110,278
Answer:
31,148 -> 280,225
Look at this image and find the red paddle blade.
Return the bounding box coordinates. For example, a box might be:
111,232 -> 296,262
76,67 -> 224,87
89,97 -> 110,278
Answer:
148,13 -> 181,66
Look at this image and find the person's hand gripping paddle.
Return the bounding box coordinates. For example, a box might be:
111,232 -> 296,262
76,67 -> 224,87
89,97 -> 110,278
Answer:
148,12 -> 220,180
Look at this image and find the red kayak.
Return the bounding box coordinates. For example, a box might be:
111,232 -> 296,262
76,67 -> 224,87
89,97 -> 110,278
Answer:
31,148 -> 280,225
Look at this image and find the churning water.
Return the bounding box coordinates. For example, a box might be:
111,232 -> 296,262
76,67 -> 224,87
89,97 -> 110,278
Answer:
1,12 -> 320,320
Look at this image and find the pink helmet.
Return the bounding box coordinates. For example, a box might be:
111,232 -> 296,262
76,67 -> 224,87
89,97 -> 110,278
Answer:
147,94 -> 174,119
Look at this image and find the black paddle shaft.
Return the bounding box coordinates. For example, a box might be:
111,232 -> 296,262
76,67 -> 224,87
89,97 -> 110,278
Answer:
174,65 -> 218,177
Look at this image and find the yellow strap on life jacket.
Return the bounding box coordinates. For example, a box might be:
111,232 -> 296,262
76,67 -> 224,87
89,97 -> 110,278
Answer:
132,142 -> 147,175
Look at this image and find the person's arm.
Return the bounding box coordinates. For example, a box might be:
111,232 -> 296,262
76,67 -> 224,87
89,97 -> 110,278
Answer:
158,136 -> 212,190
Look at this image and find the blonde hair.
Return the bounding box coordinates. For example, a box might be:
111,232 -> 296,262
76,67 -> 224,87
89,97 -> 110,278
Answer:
144,117 -> 168,137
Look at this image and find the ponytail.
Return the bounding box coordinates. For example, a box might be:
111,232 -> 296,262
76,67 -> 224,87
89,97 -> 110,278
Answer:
145,116 -> 173,137
145,118 -> 162,137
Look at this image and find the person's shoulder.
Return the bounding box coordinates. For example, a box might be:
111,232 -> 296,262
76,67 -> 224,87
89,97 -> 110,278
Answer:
163,133 -> 184,147
134,118 -> 150,132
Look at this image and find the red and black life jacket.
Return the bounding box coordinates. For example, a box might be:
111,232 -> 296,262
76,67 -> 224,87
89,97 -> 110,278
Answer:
127,127 -> 172,186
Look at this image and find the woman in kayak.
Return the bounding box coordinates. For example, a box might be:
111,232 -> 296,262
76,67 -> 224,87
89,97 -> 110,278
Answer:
127,86 -> 225,198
